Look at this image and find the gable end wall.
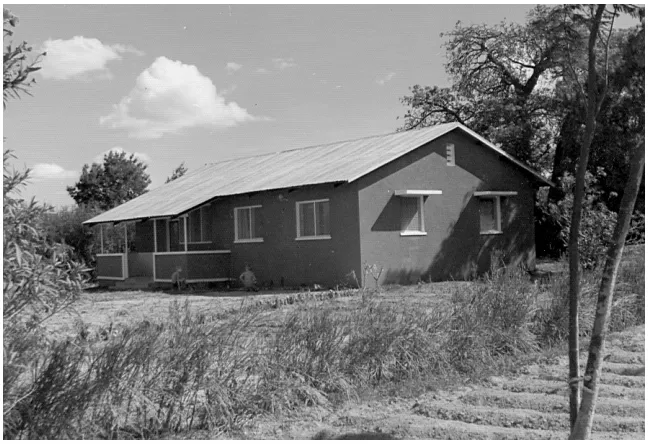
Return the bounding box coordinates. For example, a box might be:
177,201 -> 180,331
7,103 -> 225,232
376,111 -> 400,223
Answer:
357,130 -> 536,284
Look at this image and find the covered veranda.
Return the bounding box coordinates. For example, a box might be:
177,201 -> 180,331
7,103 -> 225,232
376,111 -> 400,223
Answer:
91,216 -> 231,287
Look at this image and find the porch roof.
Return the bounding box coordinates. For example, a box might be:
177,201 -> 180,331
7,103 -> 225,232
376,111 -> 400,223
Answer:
83,122 -> 553,225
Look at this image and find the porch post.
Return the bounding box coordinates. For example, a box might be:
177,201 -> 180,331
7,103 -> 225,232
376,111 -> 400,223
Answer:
153,219 -> 158,253
123,223 -> 129,279
100,224 -> 104,254
166,219 -> 170,251
183,216 -> 188,252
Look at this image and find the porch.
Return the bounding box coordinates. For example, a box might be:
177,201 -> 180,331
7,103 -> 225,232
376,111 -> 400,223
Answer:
94,218 -> 232,288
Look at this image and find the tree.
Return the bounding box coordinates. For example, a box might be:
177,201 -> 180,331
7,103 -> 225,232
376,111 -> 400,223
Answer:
165,161 -> 187,183
560,5 -> 643,429
3,9 -> 87,433
570,142 -> 644,439
568,7 -> 644,438
67,150 -> 151,211
400,6 -> 573,172
3,8 -> 43,107
401,5 -> 645,261
565,6 -> 607,428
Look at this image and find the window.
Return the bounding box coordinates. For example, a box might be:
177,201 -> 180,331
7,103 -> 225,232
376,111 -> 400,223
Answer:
446,143 -> 455,166
479,197 -> 502,234
400,196 -> 426,236
296,199 -> 330,240
235,205 -> 263,243
179,206 -> 211,244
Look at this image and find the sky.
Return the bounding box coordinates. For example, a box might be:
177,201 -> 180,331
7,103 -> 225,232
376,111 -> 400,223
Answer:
3,3 -> 638,208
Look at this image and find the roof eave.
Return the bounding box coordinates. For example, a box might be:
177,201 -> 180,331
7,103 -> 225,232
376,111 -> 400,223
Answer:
82,180 -> 349,226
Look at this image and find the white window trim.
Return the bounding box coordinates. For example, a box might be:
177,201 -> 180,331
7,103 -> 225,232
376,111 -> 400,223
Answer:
234,205 -> 264,243
479,196 -> 503,235
295,198 -> 331,240
395,189 -> 442,196
446,143 -> 455,166
400,195 -> 427,236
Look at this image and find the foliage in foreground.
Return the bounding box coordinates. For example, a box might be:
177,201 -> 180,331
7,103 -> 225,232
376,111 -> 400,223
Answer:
3,150 -> 88,434
4,252 -> 643,439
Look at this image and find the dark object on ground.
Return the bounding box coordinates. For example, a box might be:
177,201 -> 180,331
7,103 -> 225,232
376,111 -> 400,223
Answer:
313,430 -> 397,440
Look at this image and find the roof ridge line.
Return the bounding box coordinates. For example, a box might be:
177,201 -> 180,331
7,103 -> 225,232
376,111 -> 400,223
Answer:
205,123 -> 458,166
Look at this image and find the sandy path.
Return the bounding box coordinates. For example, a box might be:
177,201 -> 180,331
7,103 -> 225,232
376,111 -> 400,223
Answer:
238,325 -> 645,439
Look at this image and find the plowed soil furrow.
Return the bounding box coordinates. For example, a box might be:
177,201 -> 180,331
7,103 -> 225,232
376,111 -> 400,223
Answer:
414,403 -> 644,433
601,362 -> 646,376
537,370 -> 645,388
605,350 -> 645,364
239,325 -> 644,439
459,388 -> 644,417
499,378 -> 645,400
398,417 -> 564,440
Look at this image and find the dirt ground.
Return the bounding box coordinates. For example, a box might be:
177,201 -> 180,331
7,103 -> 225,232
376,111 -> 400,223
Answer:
233,325 -> 645,440
43,281 -> 467,340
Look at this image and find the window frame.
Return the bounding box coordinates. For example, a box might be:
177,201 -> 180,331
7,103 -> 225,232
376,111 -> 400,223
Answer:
178,205 -> 212,244
234,205 -> 264,243
478,196 -> 502,235
295,198 -> 331,241
400,195 -> 427,236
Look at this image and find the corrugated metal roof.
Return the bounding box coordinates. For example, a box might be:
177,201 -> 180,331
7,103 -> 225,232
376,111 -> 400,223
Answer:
84,123 -> 552,225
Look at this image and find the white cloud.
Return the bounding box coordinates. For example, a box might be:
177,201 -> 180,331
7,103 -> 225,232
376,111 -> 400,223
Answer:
225,62 -> 242,74
272,57 -> 297,70
92,147 -> 152,164
30,163 -> 77,180
40,36 -> 144,80
100,56 -> 258,139
376,72 -> 396,86
256,67 -> 269,74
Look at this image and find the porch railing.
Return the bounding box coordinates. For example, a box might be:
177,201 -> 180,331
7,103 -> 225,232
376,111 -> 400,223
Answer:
153,250 -> 232,283
96,253 -> 128,280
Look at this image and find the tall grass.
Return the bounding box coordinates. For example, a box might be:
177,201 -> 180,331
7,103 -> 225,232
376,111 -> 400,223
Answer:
5,253 -> 644,438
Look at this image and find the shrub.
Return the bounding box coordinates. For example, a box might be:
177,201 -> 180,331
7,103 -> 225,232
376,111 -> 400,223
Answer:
530,251 -> 645,346
3,150 -> 88,437
41,205 -> 100,267
344,302 -> 447,384
6,301 -> 265,438
626,211 -> 644,245
535,170 -> 617,267
41,205 -> 137,278
446,264 -> 540,372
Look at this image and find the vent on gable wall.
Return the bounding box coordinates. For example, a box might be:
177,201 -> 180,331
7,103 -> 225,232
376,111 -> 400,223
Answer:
446,143 -> 455,166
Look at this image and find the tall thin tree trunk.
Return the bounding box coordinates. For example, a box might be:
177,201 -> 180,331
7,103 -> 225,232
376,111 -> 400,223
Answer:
567,4 -> 606,430
549,111 -> 580,203
569,141 -> 645,439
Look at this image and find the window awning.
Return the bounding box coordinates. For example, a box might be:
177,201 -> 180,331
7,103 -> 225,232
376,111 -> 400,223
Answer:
395,189 -> 443,196
474,191 -> 518,197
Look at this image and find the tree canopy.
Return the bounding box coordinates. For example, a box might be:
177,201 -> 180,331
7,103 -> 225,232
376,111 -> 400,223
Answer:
400,5 -> 644,214
3,8 -> 43,107
67,150 -> 151,211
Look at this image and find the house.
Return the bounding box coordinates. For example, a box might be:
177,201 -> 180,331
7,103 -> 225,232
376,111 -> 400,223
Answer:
83,122 -> 553,289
